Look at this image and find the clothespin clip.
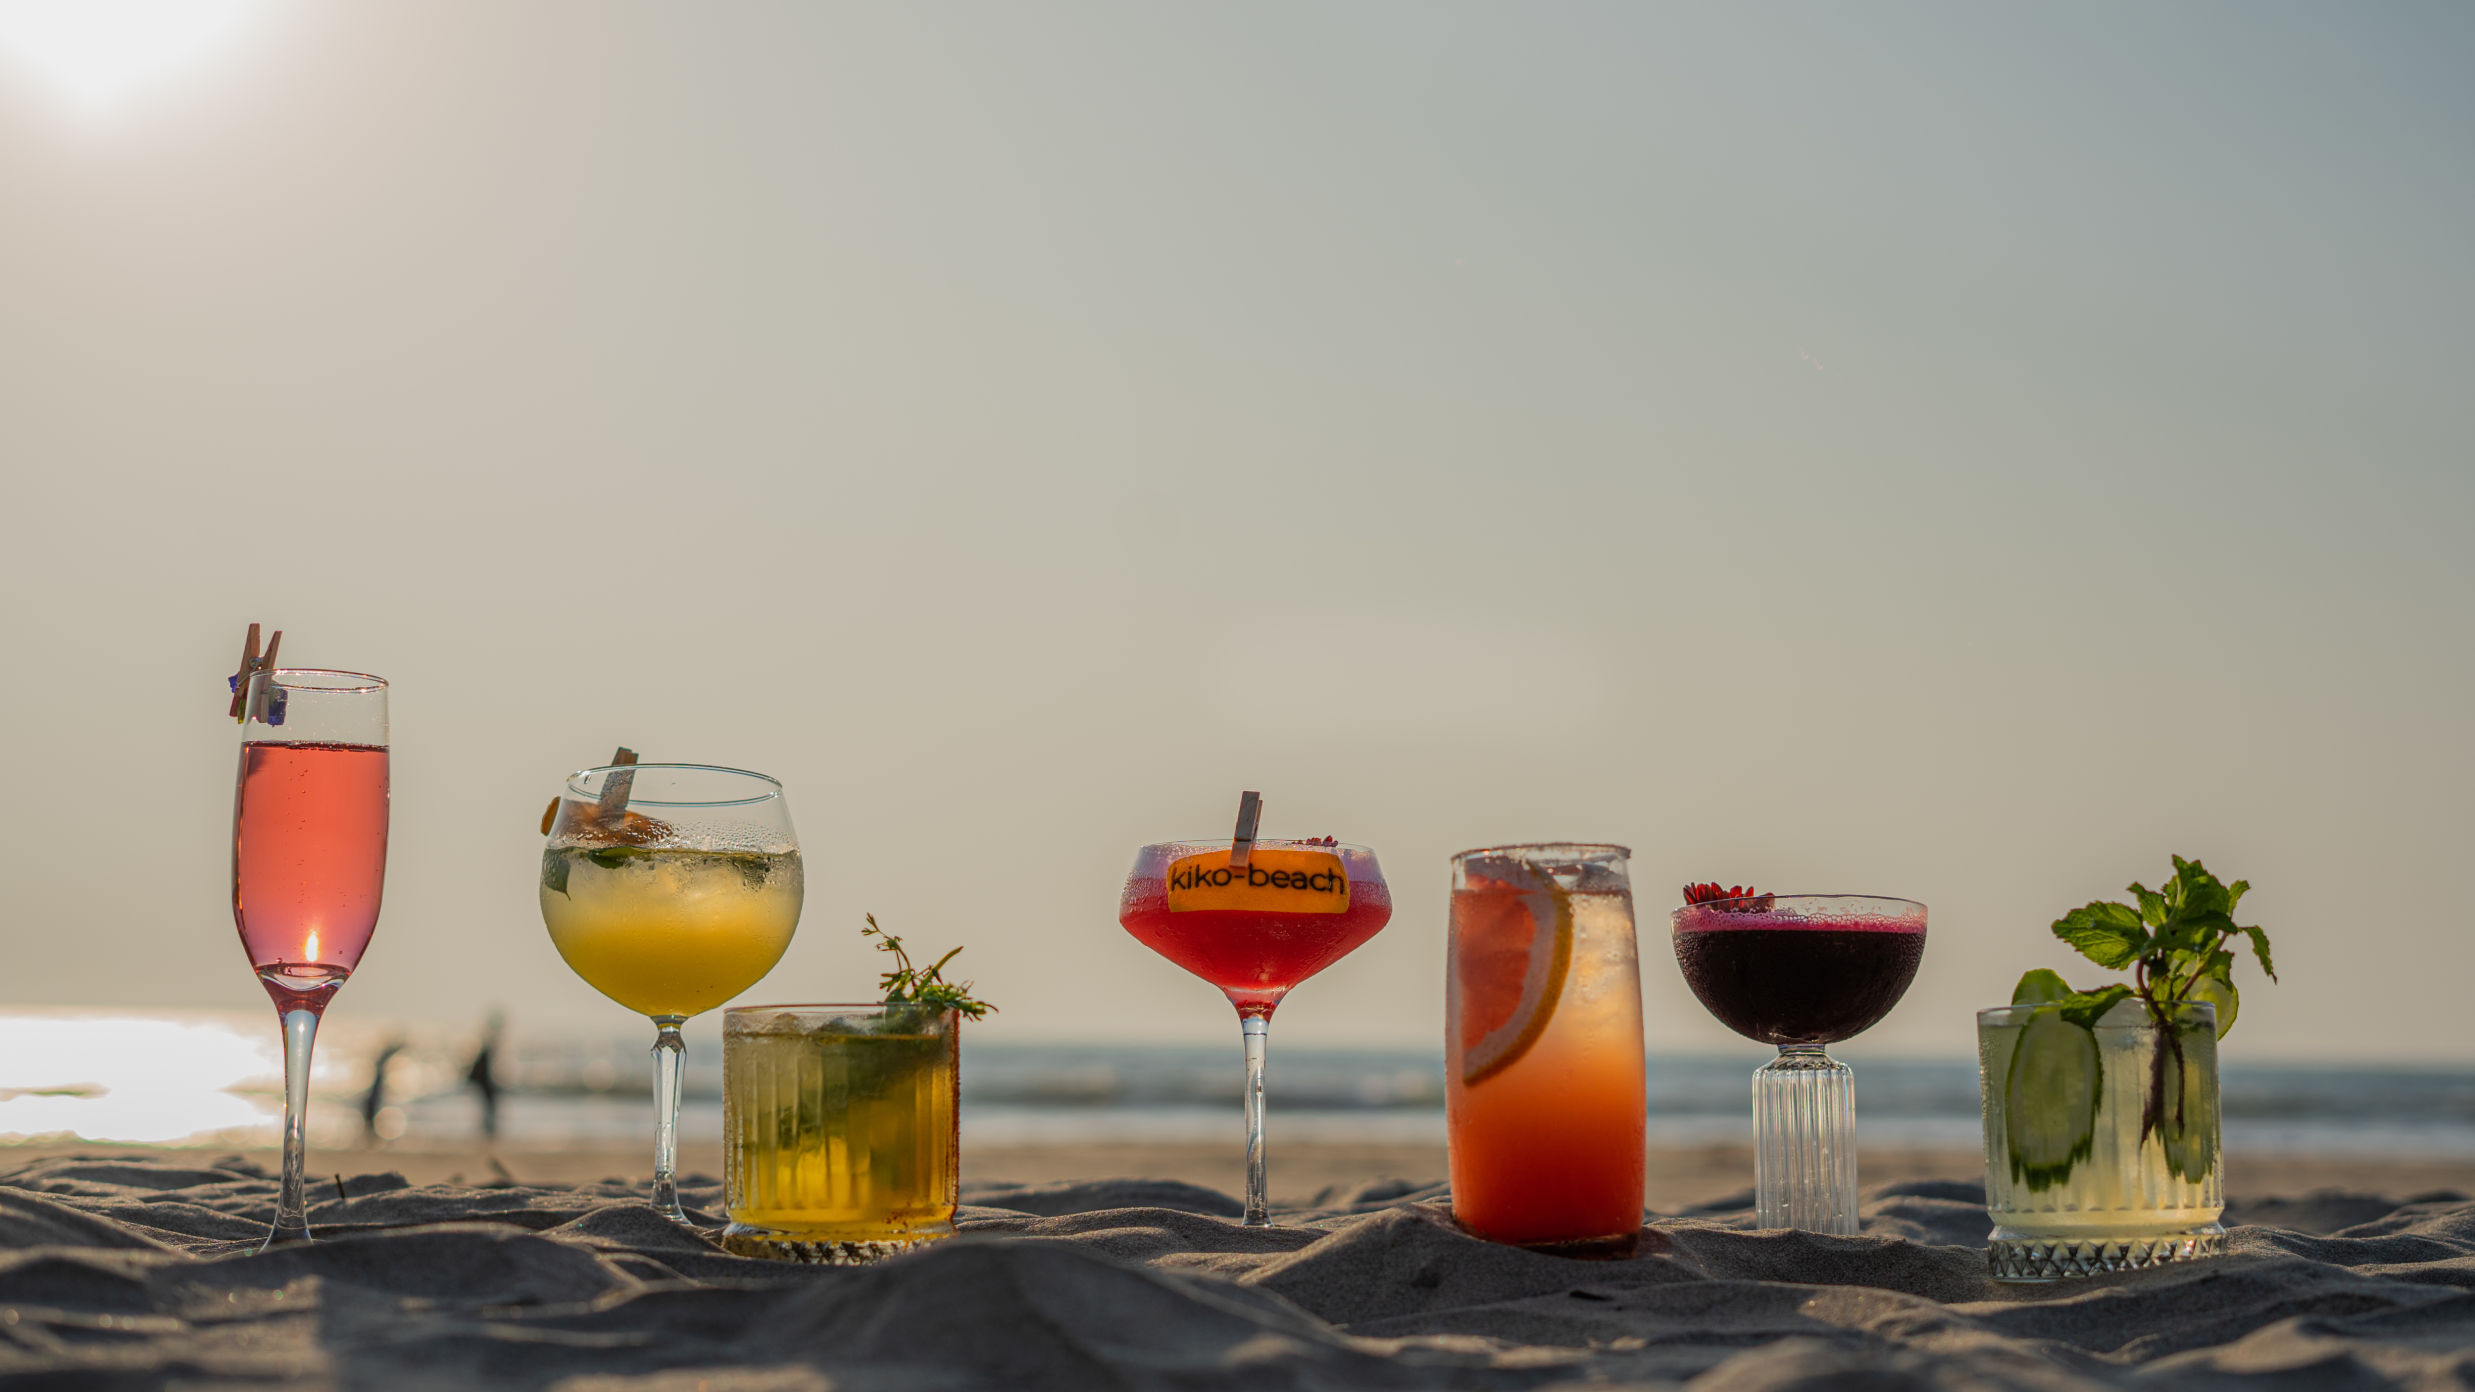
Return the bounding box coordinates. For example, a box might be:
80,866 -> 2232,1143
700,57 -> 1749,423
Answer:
544,747 -> 640,835
227,623 -> 284,725
1229,790 -> 1263,870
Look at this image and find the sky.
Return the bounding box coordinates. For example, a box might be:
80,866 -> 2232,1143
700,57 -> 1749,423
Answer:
1,2 -> 2469,1064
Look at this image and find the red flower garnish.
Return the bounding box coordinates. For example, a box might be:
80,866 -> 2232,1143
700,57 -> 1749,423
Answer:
1684,882 -> 1774,912
1302,836 -> 1339,847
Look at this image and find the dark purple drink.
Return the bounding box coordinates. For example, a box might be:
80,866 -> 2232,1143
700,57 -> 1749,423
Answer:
1673,902 -> 1927,1047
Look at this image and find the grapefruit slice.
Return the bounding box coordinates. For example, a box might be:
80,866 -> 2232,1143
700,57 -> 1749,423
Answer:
1454,859 -> 1574,1087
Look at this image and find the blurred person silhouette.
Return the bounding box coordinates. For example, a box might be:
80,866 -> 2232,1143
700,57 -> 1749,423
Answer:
359,1039 -> 407,1143
467,1010 -> 505,1141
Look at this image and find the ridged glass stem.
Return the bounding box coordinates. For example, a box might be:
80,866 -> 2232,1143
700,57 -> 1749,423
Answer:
650,1016 -> 688,1224
1241,1014 -> 1269,1227
261,1007 -> 321,1250
1755,1047 -> 1858,1235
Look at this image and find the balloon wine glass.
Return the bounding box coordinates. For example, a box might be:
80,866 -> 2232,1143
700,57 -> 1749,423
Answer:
539,759 -> 803,1223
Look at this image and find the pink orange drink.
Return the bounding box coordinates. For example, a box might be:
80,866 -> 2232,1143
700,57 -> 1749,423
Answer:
1120,817 -> 1391,1226
225,633 -> 389,1250
1447,844 -> 1645,1252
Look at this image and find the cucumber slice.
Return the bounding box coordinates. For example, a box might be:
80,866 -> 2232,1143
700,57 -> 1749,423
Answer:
2192,975 -> 2239,1039
2012,969 -> 2073,1006
2158,1029 -> 2217,1183
2004,1009 -> 2102,1191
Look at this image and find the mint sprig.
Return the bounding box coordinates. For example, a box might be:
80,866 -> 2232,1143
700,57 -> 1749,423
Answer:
2017,856 -> 2273,1169
2041,855 -> 2274,1028
864,914 -> 995,1020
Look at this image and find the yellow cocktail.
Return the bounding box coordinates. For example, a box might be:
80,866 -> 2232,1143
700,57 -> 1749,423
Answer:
538,761 -> 802,1225
540,847 -> 801,1016
721,1003 -> 960,1261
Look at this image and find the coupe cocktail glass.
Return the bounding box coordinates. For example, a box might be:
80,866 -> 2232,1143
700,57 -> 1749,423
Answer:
231,666 -> 389,1249
720,1003 -> 960,1262
1672,894 -> 1926,1234
1119,837 -> 1392,1225
1978,999 -> 2224,1281
540,763 -> 802,1223
1447,844 -> 1645,1253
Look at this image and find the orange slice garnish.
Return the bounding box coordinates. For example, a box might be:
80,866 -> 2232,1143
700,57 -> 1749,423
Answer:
1454,859 -> 1573,1087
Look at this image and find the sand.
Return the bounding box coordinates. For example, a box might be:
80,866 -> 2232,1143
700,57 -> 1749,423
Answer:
3,1144 -> 2474,1387
25,1138 -> 2463,1215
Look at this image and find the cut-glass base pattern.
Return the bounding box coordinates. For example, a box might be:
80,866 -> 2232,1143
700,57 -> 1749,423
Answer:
1988,1224 -> 2226,1282
718,1226 -> 952,1265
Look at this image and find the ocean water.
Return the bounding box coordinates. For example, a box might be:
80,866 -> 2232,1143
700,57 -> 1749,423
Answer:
4,1010 -> 2474,1161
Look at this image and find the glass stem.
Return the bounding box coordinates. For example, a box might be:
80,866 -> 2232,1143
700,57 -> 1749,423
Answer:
1241,1014 -> 1270,1227
262,1007 -> 321,1250
650,1016 -> 688,1224
1754,1046 -> 1858,1235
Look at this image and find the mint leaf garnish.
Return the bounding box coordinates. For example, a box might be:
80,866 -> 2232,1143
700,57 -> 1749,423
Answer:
2038,856 -> 2272,1031
2053,901 -> 2148,969
2019,855 -> 2273,1176
2057,985 -> 2133,1031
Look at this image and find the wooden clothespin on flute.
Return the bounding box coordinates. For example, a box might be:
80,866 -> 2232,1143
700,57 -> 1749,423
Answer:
227,623 -> 284,724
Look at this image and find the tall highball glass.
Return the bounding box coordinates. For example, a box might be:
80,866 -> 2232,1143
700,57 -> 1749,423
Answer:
1447,844 -> 1646,1254
230,668 -> 390,1249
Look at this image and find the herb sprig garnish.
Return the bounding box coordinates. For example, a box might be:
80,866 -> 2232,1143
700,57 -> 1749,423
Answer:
2023,855 -> 2274,1033
2017,856 -> 2273,1159
864,914 -> 995,1020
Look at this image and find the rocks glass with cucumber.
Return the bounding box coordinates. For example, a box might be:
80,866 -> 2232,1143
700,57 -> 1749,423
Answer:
1978,856 -> 2274,1282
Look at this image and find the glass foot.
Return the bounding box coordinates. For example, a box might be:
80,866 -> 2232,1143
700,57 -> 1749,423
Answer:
1755,1048 -> 1858,1235
718,1223 -> 954,1265
1988,1224 -> 2226,1282
1516,1230 -> 1642,1261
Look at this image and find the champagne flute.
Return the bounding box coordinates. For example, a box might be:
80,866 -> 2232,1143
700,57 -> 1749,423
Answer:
539,763 -> 802,1224
230,661 -> 389,1249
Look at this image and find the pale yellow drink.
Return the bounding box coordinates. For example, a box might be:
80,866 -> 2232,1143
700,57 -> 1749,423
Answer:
540,847 -> 802,1017
722,1004 -> 959,1260
1978,1000 -> 2223,1280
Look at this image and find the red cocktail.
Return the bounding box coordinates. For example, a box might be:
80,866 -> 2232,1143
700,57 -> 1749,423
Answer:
1118,855 -> 1391,1017
1120,832 -> 1391,1225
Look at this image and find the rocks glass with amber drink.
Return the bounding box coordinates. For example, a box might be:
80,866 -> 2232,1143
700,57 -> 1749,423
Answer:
720,1003 -> 961,1262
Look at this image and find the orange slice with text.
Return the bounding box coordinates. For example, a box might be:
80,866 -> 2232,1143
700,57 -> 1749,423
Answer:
1454,858 -> 1573,1087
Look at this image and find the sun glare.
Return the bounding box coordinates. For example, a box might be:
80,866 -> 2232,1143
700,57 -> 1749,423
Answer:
0,0 -> 263,111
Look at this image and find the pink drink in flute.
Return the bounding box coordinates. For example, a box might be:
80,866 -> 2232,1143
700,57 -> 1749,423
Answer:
235,743 -> 388,1004
226,626 -> 389,1247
